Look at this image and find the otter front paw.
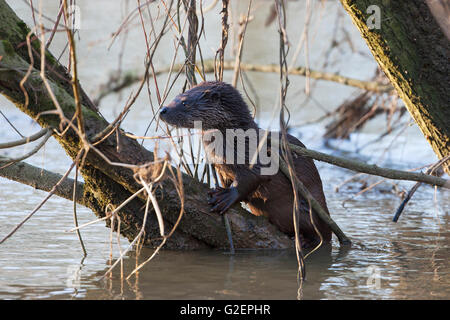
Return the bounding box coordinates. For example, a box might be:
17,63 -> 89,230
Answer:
207,187 -> 240,214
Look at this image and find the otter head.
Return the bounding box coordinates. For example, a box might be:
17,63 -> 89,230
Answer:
159,81 -> 254,131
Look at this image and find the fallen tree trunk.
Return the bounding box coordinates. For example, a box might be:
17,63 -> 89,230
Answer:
339,0 -> 450,174
0,0 -> 293,250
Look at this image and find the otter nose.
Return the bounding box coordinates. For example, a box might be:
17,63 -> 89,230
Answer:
160,107 -> 168,115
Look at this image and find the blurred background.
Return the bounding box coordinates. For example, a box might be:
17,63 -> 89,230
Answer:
0,0 -> 448,300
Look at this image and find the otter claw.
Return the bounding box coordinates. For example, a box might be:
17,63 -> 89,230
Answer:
208,187 -> 226,197
208,187 -> 239,214
207,187 -> 227,205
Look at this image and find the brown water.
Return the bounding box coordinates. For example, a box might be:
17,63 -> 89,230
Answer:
0,0 -> 448,300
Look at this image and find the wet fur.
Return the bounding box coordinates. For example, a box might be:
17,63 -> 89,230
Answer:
160,81 -> 332,247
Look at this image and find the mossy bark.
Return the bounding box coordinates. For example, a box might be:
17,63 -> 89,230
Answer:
0,0 -> 292,249
340,0 -> 450,173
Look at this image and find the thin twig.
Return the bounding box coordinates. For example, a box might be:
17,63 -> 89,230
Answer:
275,0 -> 306,284
231,1 -> 252,87
73,151 -> 87,256
0,128 -> 50,149
0,110 -> 25,138
0,129 -> 53,169
0,160 -> 77,244
66,187 -> 145,233
393,155 -> 450,222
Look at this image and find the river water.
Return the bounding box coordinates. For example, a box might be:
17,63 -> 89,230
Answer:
0,0 -> 448,299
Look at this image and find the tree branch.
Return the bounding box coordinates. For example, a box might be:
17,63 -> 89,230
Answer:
0,129 -> 53,167
0,159 -> 85,205
0,128 -> 50,149
94,59 -> 393,104
289,143 -> 450,189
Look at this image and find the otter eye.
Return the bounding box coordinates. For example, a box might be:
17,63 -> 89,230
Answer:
181,101 -> 187,107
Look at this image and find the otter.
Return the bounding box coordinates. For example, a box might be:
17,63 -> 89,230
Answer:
160,81 -> 331,247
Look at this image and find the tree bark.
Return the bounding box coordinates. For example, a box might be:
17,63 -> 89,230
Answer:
0,0 -> 292,249
0,160 -> 86,205
339,0 -> 450,174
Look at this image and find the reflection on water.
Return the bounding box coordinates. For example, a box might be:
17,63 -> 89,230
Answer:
1,163 -> 448,299
0,0 -> 449,300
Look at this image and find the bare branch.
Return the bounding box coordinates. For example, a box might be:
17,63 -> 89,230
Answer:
94,60 -> 393,104
0,159 -> 85,205
0,129 -> 53,167
0,128 -> 50,149
289,143 -> 450,189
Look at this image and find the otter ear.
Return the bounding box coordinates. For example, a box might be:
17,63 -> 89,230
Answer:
203,89 -> 221,103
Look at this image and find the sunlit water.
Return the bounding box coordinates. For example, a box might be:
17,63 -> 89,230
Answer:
0,0 -> 448,300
